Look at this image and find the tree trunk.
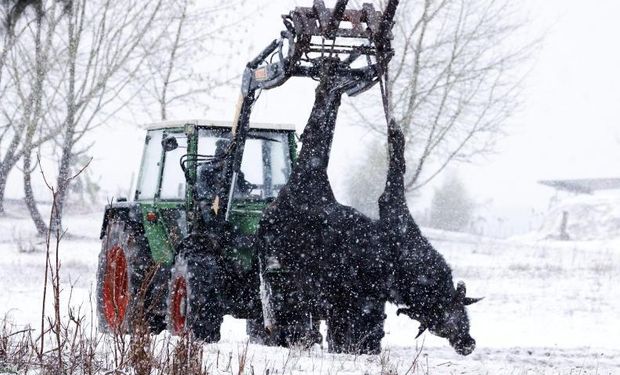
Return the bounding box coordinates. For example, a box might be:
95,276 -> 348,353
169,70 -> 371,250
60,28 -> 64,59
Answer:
21,3 -> 50,236
0,32 -> 14,90
0,172 -> 7,215
53,136 -> 74,232
0,130 -> 27,215
51,0 -> 78,233
22,150 -> 48,235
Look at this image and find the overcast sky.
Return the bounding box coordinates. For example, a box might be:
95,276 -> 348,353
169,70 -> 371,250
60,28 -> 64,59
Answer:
244,0 -> 620,235
6,0 -> 619,236
457,0 -> 620,233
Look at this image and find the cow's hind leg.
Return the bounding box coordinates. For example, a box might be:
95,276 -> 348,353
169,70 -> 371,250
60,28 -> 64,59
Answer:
327,295 -> 386,354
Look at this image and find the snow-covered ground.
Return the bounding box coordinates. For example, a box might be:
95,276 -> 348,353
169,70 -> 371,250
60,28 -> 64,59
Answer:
1,210 -> 619,374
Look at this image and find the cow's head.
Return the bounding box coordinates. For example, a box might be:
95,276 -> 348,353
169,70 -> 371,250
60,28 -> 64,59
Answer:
397,281 -> 482,356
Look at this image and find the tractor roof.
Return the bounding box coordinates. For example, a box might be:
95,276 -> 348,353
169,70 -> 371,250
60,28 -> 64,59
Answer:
143,119 -> 296,132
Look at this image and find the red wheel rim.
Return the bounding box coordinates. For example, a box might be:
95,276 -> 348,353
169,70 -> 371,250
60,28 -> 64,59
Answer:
171,275 -> 187,334
102,245 -> 129,330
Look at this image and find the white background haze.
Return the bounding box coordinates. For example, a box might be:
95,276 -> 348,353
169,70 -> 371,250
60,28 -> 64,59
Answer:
4,0 -> 620,238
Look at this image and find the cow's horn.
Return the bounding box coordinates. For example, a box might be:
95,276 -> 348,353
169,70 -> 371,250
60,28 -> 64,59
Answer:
415,324 -> 426,339
396,307 -> 411,316
463,297 -> 484,306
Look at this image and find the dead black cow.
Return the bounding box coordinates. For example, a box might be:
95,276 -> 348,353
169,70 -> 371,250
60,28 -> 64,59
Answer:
257,61 -> 390,354
257,60 -> 481,355
380,121 -> 483,356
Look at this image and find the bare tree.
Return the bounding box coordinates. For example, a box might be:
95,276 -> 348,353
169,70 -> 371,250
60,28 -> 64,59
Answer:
0,0 -> 67,76
0,1 -> 16,86
21,1 -> 56,234
0,1 -> 62,227
349,0 -> 536,193
48,0 -> 259,231
136,0 -> 249,121
0,0 -> 254,232
0,4 -> 33,210
48,0 -> 168,232
0,0 -> 167,228
429,170 -> 474,232
0,0 -> 70,216
0,58 -> 61,216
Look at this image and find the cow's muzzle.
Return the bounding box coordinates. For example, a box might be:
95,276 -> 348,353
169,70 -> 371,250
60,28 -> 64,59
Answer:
450,335 -> 476,356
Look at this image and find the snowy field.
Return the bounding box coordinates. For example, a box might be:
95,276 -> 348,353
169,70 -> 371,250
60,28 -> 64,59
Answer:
1,209 -> 619,374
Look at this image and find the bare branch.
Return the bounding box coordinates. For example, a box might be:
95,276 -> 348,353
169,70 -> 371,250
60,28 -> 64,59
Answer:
348,0 -> 538,193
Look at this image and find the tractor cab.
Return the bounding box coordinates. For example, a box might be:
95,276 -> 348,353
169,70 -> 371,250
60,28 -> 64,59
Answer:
103,119 -> 297,267
136,120 -> 297,206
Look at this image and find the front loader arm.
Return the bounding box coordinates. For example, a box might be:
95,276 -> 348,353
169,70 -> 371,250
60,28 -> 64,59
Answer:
209,0 -> 401,223
218,38 -> 294,222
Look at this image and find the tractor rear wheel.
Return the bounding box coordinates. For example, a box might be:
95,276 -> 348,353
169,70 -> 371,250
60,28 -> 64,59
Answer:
167,250 -> 223,342
96,217 -> 166,334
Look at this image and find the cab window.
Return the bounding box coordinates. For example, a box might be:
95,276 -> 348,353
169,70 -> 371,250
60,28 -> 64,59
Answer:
159,132 -> 187,200
136,130 -> 163,200
236,131 -> 292,200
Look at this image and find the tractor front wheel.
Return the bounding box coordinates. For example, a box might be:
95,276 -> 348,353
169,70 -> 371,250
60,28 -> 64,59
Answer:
167,250 -> 223,342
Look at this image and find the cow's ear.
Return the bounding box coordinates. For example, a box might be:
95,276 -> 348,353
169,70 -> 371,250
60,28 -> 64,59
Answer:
396,308 -> 411,316
456,281 -> 466,300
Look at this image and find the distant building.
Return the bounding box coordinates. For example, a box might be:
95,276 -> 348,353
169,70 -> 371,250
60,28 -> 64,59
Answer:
537,178 -> 620,240
538,178 -> 620,194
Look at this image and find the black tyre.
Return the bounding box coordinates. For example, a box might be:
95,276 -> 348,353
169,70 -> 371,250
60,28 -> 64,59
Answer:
167,250 -> 223,342
96,217 -> 167,334
327,297 -> 386,354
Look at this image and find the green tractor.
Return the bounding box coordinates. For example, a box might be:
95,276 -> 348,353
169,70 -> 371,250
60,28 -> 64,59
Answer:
96,119 -> 297,338
97,0 -> 400,343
